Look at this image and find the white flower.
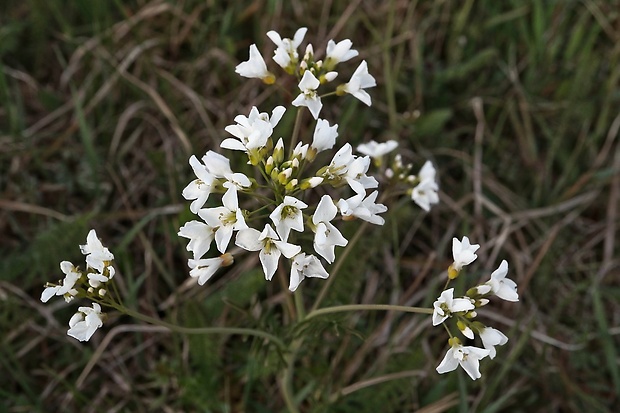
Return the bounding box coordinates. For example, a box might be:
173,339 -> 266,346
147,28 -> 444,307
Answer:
80,229 -> 114,273
222,106 -> 286,155
432,288 -> 475,326
321,144 -> 378,195
337,191 -> 387,225
269,196 -> 308,241
436,341 -> 490,380
452,236 -> 480,271
324,39 -> 358,69
182,155 -> 217,214
412,179 -> 439,211
312,195 -> 348,263
267,27 -> 307,70
41,261 -> 80,303
87,265 -> 115,289
479,326 -> 508,359
188,254 -> 233,285
67,302 -> 104,342
289,253 -> 329,292
182,151 -> 251,214
178,220 -> 216,260
235,225 -> 301,280
198,186 -> 248,253
340,60 -> 376,106
411,161 -> 439,211
292,70 -> 322,119
310,118 -> 338,154
356,140 -> 398,159
235,44 -> 275,83
485,260 -> 519,302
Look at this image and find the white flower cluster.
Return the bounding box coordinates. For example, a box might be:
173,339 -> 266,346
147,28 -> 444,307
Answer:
40,229 -> 113,341
433,236 -> 519,380
178,28 -> 395,292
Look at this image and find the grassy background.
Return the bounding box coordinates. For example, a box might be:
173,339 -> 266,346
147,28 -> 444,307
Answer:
1,0 -> 619,411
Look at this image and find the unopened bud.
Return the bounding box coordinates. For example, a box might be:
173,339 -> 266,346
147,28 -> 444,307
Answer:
220,253 -> 234,267
265,156 -> 275,174
285,179 -> 299,192
300,177 -> 323,190
273,138 -> 285,164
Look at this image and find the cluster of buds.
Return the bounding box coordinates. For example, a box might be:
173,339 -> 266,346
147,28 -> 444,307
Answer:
433,236 -> 519,380
40,230 -> 114,341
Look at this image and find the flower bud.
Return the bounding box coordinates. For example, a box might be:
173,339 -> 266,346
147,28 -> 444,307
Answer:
273,138 -> 285,164
448,264 -> 459,280
300,177 -> 323,190
220,253 -> 234,267
265,156 -> 275,174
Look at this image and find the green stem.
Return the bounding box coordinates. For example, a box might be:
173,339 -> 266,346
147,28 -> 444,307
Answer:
119,307 -> 286,350
305,304 -> 433,322
288,108 -> 303,159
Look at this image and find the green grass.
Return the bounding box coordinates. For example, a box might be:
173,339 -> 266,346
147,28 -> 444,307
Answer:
1,0 -> 619,411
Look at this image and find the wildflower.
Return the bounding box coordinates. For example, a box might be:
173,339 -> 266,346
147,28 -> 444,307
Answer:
182,155 -> 217,213
235,224 -> 301,280
86,265 -> 115,289
450,236 -> 480,275
41,261 -> 80,303
479,326 -> 508,359
337,191 -> 387,225
311,195 -> 348,263
79,229 -> 114,273
222,106 -> 286,162
436,337 -> 490,380
235,44 -> 275,84
411,161 -> 439,211
269,196 -> 308,241
432,288 -> 475,326
292,71 -> 322,119
198,186 -> 248,253
485,260 -> 519,302
178,220 -> 216,260
320,144 -> 377,195
67,302 -> 104,342
308,119 -> 338,160
324,39 -> 358,70
267,27 -> 307,72
188,253 -> 234,285
337,60 -> 376,106
289,253 -> 329,292
356,140 -> 398,160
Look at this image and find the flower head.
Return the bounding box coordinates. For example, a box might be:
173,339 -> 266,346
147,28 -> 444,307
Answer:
178,220 -> 216,260
41,261 -> 81,303
479,326 -> 508,359
311,195 -> 348,263
411,161 -> 439,211
267,27 -> 307,71
67,302 -> 104,342
324,39 -> 358,70
235,225 -> 301,280
188,254 -> 234,285
356,140 -> 398,159
292,70 -> 322,119
235,44 -> 275,84
485,260 -> 519,302
269,196 -> 308,241
451,236 -> 480,272
338,60 -> 376,106
80,229 -> 114,273
432,288 -> 475,326
337,191 -> 387,225
289,253 -> 329,292
309,118 -> 338,157
198,186 -> 248,253
436,338 -> 490,380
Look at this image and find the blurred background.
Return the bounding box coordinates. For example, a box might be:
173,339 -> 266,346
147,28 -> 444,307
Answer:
1,0 -> 619,411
